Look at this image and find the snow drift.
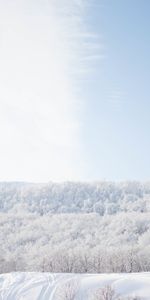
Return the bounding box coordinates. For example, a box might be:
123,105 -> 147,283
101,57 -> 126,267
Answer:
0,272 -> 150,299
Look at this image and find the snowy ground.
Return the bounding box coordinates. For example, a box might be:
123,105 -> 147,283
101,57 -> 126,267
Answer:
0,272 -> 150,299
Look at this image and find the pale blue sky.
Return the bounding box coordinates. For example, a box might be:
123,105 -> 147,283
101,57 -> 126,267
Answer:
0,0 -> 150,182
80,0 -> 150,181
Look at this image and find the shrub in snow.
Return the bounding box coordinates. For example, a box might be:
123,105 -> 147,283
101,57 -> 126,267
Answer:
89,285 -> 118,300
89,285 -> 143,300
55,278 -> 79,300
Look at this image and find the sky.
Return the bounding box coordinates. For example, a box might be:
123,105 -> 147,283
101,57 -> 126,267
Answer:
0,0 -> 150,182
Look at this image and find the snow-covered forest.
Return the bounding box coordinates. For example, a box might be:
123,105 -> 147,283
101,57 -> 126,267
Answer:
1,181 -> 149,215
1,181 -> 150,273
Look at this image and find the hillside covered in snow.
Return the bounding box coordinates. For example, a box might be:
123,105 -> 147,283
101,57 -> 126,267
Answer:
0,181 -> 149,215
1,181 -> 150,274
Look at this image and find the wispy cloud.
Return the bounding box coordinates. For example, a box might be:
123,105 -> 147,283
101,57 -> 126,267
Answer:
0,0 -> 99,182
106,89 -> 127,111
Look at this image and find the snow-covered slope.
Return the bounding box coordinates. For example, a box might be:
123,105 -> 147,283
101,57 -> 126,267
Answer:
0,272 -> 150,299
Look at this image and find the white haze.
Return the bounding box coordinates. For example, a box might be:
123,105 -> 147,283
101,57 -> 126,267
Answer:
0,0 -> 96,182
